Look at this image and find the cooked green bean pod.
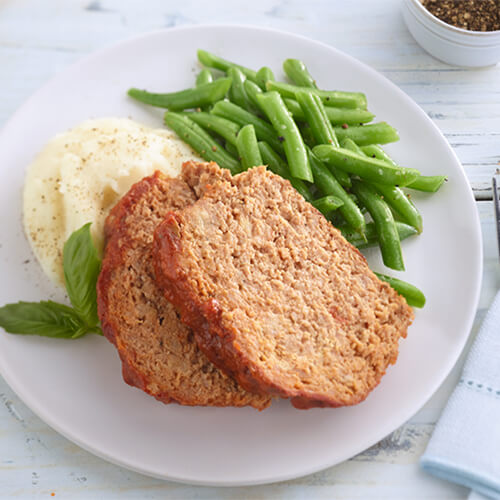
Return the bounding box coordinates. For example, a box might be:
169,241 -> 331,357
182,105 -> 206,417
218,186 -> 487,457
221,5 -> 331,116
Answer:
342,221 -> 418,249
295,97 -> 350,186
408,175 -> 447,192
244,79 -> 265,112
266,80 -> 366,109
295,90 -> 339,147
308,149 -> 366,235
362,144 -> 447,192
236,125 -> 262,171
211,101 -> 284,154
374,273 -> 426,308
333,122 -> 399,146
343,139 -> 423,232
227,67 -> 251,110
311,195 -> 343,214
196,68 -> 213,86
374,183 -> 423,233
256,66 -> 275,90
298,122 -> 316,149
309,138 -> 351,188
283,59 -> 317,88
284,98 -> 374,125
340,137 -> 365,155
361,144 -> 397,164
183,112 -> 240,146
352,179 -> 405,271
225,141 -> 238,158
128,78 -> 232,110
257,91 -> 313,182
197,49 -> 258,83
313,145 -> 420,186
257,141 -> 312,201
194,69 -> 214,110
164,112 -> 240,174
332,170 -> 351,188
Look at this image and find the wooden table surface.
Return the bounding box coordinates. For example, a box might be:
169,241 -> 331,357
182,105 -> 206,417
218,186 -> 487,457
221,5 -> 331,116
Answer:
1,0 -> 499,498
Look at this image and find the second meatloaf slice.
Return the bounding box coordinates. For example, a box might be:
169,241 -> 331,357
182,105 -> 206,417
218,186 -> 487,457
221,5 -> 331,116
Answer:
97,162 -> 270,409
153,165 -> 414,409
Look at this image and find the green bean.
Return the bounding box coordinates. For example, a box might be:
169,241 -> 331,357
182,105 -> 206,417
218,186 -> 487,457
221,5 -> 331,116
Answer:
295,90 -> 339,147
284,98 -> 374,125
374,183 -> 423,233
211,101 -> 284,154
330,169 -> 351,188
331,139 -> 360,188
298,122 -> 316,149
374,273 -> 426,308
318,164 -> 348,188
342,221 -> 418,249
340,137 -> 365,155
333,122 -> 399,146
183,112 -> 240,146
295,95 -> 350,186
258,141 -> 312,201
164,112 -> 240,174
236,125 -> 262,171
257,141 -> 289,178
343,140 -> 423,232
257,91 -> 313,182
283,59 -> 317,88
310,138 -> 351,187
407,175 -> 447,192
128,78 -> 232,110
244,80 -> 265,112
352,179 -> 405,271
312,195 -> 343,214
196,68 -> 213,86
256,66 -> 275,90
361,144 -> 397,165
266,80 -> 366,109
308,149 -> 366,235
194,70 -> 214,111
312,145 -> 420,186
227,67 -> 251,110
197,49 -> 258,83
362,145 -> 447,192
225,141 -> 238,158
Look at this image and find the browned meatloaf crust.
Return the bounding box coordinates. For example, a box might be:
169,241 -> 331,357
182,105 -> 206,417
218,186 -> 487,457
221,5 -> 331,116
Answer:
153,165 -> 414,409
97,163 -> 271,409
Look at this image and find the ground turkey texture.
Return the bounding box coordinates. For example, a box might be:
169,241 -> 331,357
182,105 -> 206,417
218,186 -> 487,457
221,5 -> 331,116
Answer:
97,163 -> 271,409
153,164 -> 414,409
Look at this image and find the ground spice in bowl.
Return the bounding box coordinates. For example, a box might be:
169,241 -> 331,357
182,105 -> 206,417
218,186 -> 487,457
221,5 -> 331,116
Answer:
422,0 -> 500,31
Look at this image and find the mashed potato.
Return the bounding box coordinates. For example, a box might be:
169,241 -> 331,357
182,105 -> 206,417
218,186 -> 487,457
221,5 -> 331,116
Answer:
23,118 -> 200,286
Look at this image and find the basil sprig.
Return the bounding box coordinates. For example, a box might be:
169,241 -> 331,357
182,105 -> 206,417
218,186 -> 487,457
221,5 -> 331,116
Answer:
63,223 -> 101,326
0,223 -> 103,339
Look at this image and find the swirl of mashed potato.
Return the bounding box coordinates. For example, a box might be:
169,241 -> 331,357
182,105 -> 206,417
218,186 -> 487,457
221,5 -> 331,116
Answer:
23,118 -> 200,286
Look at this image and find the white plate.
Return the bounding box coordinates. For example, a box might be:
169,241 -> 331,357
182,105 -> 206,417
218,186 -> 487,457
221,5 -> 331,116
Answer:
0,25 -> 482,486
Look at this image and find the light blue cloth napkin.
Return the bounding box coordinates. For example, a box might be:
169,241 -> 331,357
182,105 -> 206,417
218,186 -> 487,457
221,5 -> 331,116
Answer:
421,290 -> 500,500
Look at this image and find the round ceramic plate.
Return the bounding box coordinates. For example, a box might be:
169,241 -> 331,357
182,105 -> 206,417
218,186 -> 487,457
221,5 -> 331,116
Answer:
0,25 -> 482,486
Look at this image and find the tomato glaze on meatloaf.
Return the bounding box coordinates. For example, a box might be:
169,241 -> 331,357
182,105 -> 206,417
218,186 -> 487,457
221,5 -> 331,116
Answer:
153,164 -> 414,409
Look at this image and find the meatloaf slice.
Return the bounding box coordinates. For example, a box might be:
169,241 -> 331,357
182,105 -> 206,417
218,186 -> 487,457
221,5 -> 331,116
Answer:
97,163 -> 271,409
153,165 -> 414,409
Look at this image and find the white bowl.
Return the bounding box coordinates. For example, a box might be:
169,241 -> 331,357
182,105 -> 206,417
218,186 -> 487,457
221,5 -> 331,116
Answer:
402,0 -> 500,67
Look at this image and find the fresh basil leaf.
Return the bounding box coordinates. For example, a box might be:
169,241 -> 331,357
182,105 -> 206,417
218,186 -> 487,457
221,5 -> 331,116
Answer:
63,222 -> 101,326
0,300 -> 90,338
71,325 -> 103,339
0,223 -> 105,339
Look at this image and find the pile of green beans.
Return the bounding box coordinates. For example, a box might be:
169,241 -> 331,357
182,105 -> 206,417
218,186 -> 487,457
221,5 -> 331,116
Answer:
127,50 -> 448,308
